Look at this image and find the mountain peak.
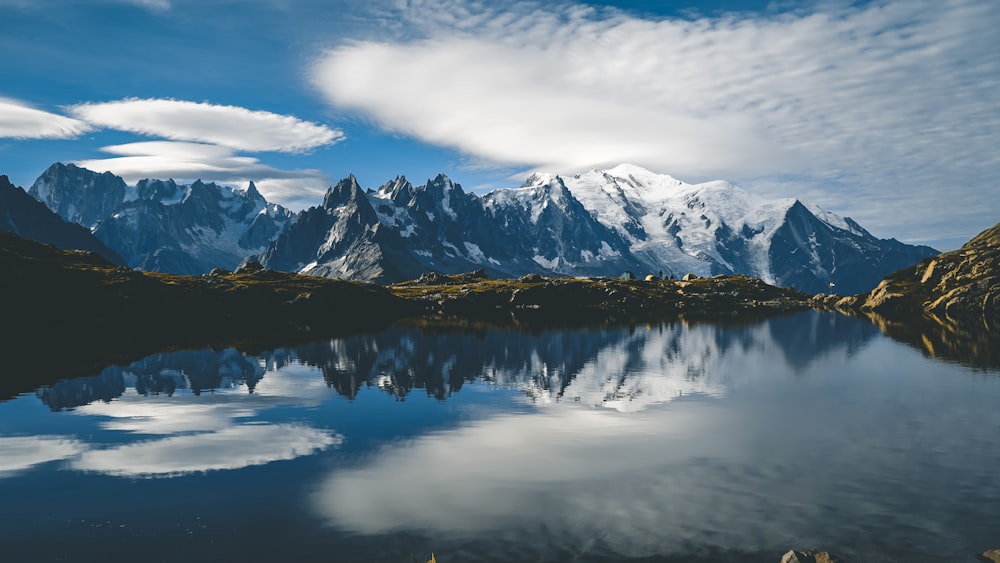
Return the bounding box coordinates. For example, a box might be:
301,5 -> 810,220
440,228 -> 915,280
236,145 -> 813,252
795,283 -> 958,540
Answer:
323,175 -> 364,209
245,180 -> 262,201
28,162 -> 128,227
374,176 -> 414,202
426,173 -> 459,191
523,172 -> 561,188
604,163 -> 656,177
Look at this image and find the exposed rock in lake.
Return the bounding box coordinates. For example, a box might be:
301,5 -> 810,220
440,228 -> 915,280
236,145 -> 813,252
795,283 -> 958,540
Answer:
979,549 -> 1000,563
780,549 -> 841,563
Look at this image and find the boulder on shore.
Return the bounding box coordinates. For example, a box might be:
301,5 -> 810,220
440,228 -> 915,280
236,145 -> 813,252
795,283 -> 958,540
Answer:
780,549 -> 841,563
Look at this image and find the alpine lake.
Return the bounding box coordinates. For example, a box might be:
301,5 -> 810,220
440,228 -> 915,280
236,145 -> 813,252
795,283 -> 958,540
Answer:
2,310 -> 999,563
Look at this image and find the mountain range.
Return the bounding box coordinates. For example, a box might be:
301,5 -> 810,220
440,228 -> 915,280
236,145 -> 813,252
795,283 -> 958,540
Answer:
254,163 -> 936,294
20,162 -> 937,294
28,163 -> 293,275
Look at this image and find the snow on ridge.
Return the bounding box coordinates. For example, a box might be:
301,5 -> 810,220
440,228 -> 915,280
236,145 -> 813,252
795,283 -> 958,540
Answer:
483,177 -> 563,225
804,202 -> 860,235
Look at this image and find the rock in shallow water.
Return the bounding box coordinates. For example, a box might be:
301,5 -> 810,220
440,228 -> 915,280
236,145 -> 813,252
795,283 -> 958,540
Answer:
780,549 -> 840,563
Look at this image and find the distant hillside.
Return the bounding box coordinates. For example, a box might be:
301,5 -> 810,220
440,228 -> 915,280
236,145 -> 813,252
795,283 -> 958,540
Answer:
0,174 -> 124,265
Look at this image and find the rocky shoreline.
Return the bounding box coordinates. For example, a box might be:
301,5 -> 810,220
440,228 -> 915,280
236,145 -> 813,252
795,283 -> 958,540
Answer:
778,547 -> 1000,562
389,269 -> 813,324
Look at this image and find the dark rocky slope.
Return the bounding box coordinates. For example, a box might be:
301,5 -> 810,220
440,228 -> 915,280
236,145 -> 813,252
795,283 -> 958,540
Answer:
0,231 -> 408,398
389,270 -> 811,325
0,174 -> 124,265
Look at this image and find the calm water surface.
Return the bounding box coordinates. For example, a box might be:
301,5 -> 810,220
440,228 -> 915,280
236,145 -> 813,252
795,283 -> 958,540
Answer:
1,311 -> 998,562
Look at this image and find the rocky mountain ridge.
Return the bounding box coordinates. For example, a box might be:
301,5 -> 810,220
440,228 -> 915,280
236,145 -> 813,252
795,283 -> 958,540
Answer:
22,162 -> 936,293
258,164 -> 936,293
28,163 -> 294,274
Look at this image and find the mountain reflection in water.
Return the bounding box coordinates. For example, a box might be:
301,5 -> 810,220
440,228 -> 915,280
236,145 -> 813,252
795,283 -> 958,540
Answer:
3,310 -> 998,563
39,311 -> 877,412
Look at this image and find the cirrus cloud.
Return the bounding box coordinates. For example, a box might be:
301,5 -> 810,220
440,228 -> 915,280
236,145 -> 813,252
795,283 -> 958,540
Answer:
69,98 -> 343,153
0,97 -> 91,139
311,0 -> 1000,246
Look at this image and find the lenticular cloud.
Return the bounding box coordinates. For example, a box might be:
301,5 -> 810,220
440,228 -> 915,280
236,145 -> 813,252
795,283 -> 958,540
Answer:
0,98 -> 91,139
69,98 -> 343,153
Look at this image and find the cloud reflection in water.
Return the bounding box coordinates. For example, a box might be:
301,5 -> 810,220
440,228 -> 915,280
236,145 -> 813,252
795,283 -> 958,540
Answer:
16,353 -> 341,479
0,436 -> 86,476
310,332 -> 1000,560
72,423 -> 341,477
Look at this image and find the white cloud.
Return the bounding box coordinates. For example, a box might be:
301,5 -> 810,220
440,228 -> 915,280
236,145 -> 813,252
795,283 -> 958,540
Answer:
69,98 -> 343,153
122,0 -> 170,11
74,141 -> 331,209
311,0 -> 1000,246
0,98 -> 91,139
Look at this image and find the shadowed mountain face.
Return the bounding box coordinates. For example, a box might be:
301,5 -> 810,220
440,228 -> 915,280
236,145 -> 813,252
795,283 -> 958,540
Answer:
28,163 -> 293,275
0,229 -> 409,400
0,175 -> 124,265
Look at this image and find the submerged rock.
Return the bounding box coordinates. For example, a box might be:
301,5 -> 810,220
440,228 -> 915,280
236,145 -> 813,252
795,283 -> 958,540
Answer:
978,549 -> 1000,563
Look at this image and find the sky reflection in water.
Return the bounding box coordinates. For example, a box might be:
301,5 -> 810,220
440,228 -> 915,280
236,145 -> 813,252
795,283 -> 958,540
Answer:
1,311 -> 998,562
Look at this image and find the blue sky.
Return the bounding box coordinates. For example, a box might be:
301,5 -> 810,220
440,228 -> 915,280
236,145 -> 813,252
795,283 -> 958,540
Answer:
1,0 -> 997,250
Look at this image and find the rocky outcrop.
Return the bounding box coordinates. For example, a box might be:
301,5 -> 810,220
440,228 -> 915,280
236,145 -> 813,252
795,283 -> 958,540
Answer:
978,549 -> 1000,563
860,221 -> 1000,336
780,550 -> 841,563
806,221 -> 1000,369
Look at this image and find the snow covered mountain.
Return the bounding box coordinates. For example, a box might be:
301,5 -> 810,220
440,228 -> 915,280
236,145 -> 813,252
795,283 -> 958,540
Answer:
259,164 -> 936,293
29,163 -> 293,275
22,161 -> 936,293
256,171 -> 644,283
547,164 -> 938,294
